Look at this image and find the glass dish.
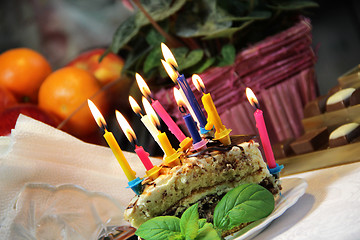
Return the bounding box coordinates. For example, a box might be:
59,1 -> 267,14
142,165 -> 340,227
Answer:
10,183 -> 128,240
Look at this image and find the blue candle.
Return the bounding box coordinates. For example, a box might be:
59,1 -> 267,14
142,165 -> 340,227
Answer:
177,74 -> 207,129
183,113 -> 202,144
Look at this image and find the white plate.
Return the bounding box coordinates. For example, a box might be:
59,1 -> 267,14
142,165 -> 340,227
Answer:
9,178 -> 306,240
226,177 -> 308,240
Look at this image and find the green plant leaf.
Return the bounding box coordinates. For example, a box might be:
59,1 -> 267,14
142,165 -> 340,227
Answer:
196,219 -> 220,240
225,10 -> 272,21
189,57 -> 216,74
144,47 -> 163,73
136,216 -> 182,240
217,44 -> 236,67
110,15 -> 140,53
181,49 -> 204,70
268,1 -> 319,10
122,35 -> 152,72
146,28 -> 166,46
175,0 -> 232,38
198,219 -> 208,229
213,183 -> 275,231
195,226 -> 221,240
202,20 -> 254,40
135,0 -> 187,25
180,203 -> 199,240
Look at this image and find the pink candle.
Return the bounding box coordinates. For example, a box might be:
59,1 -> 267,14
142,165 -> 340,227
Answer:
134,145 -> 153,170
151,99 -> 187,142
246,88 -> 276,169
253,109 -> 277,169
135,72 -> 187,143
115,110 -> 155,171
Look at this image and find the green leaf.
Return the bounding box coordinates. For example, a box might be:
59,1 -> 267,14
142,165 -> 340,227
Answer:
170,47 -> 204,71
202,20 -> 254,40
110,0 -> 186,53
217,44 -> 236,67
180,203 -> 199,240
135,0 -> 187,26
146,28 -> 166,46
214,183 -> 275,231
122,37 -> 152,71
110,15 -> 140,53
136,216 -> 181,240
189,57 -> 216,74
181,49 -> 204,70
225,10 -> 272,21
175,0 -> 232,38
198,219 -> 208,229
268,1 -> 319,11
195,226 -> 221,240
144,47 -> 163,73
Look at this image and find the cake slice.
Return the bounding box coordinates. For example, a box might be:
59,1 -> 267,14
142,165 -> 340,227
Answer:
124,141 -> 281,230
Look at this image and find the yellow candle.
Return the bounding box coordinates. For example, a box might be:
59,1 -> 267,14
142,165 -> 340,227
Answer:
202,93 -> 232,145
157,132 -> 177,156
103,129 -> 136,181
157,131 -> 181,167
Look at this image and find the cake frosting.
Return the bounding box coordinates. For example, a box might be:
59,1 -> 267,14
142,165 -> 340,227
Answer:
124,141 -> 281,229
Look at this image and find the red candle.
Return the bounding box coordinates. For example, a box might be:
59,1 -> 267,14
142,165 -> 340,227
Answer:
246,88 -> 277,169
134,145 -> 153,170
115,110 -> 154,170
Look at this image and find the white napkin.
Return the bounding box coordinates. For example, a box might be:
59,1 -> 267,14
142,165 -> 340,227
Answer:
0,114 -> 162,239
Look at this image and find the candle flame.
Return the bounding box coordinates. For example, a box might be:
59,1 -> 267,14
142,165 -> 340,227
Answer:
142,96 -> 160,129
115,110 -> 137,144
129,96 -> 142,116
173,87 -> 185,107
161,59 -> 178,83
192,74 -> 205,93
246,87 -> 260,109
88,99 -> 107,129
161,43 -> 178,68
135,73 -> 151,99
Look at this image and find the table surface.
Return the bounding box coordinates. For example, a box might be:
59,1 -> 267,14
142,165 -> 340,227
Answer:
252,161 -> 360,240
2,116 -> 360,240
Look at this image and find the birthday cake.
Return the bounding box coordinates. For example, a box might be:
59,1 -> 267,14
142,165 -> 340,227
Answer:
124,139 -> 281,234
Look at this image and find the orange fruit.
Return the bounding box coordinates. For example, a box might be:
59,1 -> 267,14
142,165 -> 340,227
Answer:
38,66 -> 108,137
0,48 -> 52,102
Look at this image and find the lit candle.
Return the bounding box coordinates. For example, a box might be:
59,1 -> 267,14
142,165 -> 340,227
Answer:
173,87 -> 207,151
129,96 -> 164,153
88,100 -> 142,194
245,88 -> 278,170
161,43 -> 208,133
192,74 -> 232,145
115,110 -> 154,170
143,98 -> 182,167
88,99 -> 136,181
116,110 -> 161,180
135,73 -> 192,151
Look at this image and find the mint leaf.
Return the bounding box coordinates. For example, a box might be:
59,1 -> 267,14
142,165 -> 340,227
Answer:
180,203 -> 199,240
214,183 -> 275,230
195,226 -> 221,240
196,220 -> 221,240
136,216 -> 181,240
198,219 -> 208,229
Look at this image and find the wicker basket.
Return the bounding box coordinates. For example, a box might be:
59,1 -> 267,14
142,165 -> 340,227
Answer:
155,17 -> 318,144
